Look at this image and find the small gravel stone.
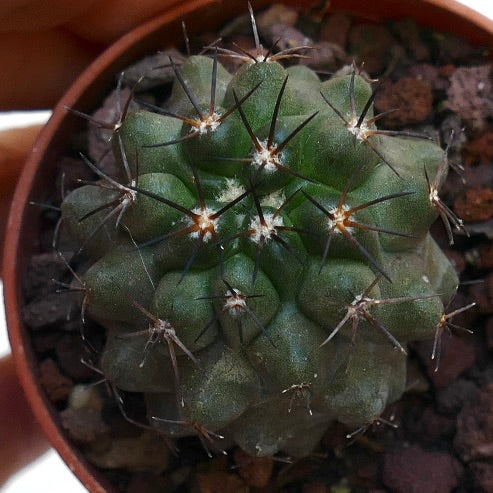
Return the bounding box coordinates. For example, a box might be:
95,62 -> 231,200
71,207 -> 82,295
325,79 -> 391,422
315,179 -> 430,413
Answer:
56,334 -> 96,380
486,318 -> 493,349
61,407 -> 109,443
24,252 -> 69,301
382,444 -> 463,493
446,65 -> 493,131
319,13 -> 351,48
405,406 -> 455,443
469,272 -> 493,314
233,448 -> 274,488
463,130 -> 493,166
348,23 -> 395,75
374,77 -> 433,127
393,19 -> 430,62
85,431 -> 170,472
194,470 -> 248,493
22,292 -> 76,330
469,461 -> 493,493
455,384 -> 493,462
257,4 -> 299,31
126,472 -> 172,493
300,41 -> 346,71
39,358 -> 73,401
415,334 -> 476,389
123,48 -> 183,91
454,187 -> 493,222
407,64 -> 449,91
263,23 -> 311,52
436,379 -> 478,415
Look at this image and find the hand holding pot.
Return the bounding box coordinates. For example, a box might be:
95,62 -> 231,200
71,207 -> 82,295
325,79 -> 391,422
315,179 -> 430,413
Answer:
0,0 -> 181,485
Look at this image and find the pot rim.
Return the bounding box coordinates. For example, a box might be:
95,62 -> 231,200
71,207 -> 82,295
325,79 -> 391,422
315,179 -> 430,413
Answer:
3,1 -> 492,491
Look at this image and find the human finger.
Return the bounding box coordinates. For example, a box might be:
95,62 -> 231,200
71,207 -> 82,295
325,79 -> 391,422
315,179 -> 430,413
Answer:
0,124 -> 43,261
0,355 -> 49,486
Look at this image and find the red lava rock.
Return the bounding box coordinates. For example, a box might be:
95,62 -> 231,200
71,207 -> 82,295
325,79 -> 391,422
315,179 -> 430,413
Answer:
263,24 -> 312,52
478,242 -> 493,270
57,156 -> 94,194
194,470 -> 248,493
348,23 -> 395,75
39,358 -> 74,402
415,334 -> 476,389
123,48 -> 182,91
302,483 -> 329,493
233,448 -> 274,488
60,407 -> 110,444
463,131 -> 493,166
320,13 -> 351,48
469,272 -> 493,314
56,334 -> 97,380
443,249 -> 466,274
454,187 -> 493,222
374,77 -> 433,127
446,65 -> 493,131
486,318 -> 493,350
300,41 -> 346,71
87,86 -> 142,178
407,64 -> 449,92
126,472 -> 172,493
435,33 -> 475,64
32,331 -> 62,353
22,292 -> 77,330
406,406 -> 455,443
393,19 -> 430,61
469,462 -> 493,493
455,384 -> 493,462
436,379 -> 478,415
382,445 -> 463,493
24,252 -> 69,301
257,4 -> 298,31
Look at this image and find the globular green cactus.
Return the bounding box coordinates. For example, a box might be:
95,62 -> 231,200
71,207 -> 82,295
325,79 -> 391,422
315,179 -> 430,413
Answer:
61,8 -> 460,459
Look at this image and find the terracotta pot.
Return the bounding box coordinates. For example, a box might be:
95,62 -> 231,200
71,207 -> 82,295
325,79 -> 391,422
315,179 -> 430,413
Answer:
3,1 -> 493,491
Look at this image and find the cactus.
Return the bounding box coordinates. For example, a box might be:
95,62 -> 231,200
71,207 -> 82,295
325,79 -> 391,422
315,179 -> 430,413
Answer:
60,5 -> 461,459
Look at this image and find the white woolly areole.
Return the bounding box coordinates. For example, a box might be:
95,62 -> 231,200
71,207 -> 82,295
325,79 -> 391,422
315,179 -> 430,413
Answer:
154,319 -> 176,335
215,178 -> 246,203
261,189 -> 285,209
189,207 -> 218,242
429,187 -> 439,204
347,116 -> 371,141
223,288 -> 247,316
327,204 -> 352,233
249,213 -> 283,243
252,140 -> 280,173
195,113 -> 221,135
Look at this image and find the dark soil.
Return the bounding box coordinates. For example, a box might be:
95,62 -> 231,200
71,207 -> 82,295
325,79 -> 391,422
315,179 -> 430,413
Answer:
21,3 -> 493,492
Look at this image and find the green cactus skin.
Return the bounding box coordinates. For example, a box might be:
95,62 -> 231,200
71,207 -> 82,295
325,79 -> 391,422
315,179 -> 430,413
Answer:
61,44 -> 459,458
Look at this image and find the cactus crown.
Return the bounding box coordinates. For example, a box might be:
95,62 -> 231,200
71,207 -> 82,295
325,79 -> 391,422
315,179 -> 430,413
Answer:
60,3 -> 460,458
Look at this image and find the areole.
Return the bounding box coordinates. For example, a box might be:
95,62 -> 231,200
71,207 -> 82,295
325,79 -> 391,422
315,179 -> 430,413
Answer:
3,1 -> 493,491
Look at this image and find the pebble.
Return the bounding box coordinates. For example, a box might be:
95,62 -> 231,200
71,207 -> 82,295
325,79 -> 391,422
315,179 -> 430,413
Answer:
319,13 -> 351,48
233,448 -> 274,488
60,407 -> 109,443
348,23 -> 395,74
454,187 -> 493,222
446,65 -> 493,131
455,384 -> 493,462
374,77 -> 433,127
39,358 -> 73,402
382,444 -> 463,493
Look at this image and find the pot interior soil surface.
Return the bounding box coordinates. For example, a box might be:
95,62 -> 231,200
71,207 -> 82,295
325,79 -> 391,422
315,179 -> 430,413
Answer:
16,3 -> 493,492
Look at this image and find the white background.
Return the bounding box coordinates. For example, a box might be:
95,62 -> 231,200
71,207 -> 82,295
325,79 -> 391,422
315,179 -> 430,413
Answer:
1,1 -> 492,491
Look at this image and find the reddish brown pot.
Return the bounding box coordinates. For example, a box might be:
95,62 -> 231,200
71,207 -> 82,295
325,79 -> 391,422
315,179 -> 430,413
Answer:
3,1 -> 493,491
